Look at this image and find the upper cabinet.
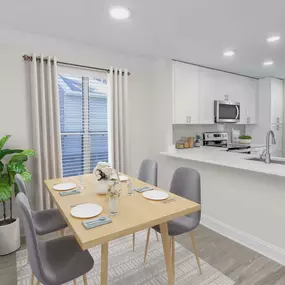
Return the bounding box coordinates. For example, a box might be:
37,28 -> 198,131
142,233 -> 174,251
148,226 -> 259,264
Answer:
271,78 -> 283,124
173,62 -> 200,124
173,61 -> 258,125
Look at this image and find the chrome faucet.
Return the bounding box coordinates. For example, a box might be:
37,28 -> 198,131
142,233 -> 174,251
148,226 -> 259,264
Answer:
260,130 -> 276,164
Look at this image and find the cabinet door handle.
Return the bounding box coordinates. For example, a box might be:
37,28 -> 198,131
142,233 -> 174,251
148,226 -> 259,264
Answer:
277,117 -> 280,123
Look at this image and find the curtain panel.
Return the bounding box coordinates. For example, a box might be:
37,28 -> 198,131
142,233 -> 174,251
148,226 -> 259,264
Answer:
27,54 -> 62,210
108,67 -> 130,173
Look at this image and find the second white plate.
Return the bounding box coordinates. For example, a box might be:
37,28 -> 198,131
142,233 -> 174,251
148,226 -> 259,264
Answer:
111,175 -> 129,181
53,182 -> 76,191
142,190 -> 169,201
71,203 -> 103,219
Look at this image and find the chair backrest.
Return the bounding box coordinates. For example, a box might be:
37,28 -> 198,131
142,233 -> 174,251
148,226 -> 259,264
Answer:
15,193 -> 45,283
138,159 -> 158,186
15,174 -> 27,195
170,167 -> 201,223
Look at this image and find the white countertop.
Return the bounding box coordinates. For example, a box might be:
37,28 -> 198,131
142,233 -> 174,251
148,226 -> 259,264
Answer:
161,147 -> 285,178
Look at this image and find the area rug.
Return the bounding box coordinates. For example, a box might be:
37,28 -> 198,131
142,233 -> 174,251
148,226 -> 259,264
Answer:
17,230 -> 235,285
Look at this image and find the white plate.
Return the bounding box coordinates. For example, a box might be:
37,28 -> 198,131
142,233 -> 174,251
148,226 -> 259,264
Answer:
111,175 -> 129,182
71,203 -> 103,219
53,182 -> 77,191
142,190 -> 169,201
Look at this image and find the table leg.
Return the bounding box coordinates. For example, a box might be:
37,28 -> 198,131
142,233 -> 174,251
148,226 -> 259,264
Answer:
101,243 -> 109,285
160,223 -> 174,285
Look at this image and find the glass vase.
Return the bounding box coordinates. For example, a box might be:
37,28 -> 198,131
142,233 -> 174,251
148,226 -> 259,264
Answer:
109,195 -> 118,216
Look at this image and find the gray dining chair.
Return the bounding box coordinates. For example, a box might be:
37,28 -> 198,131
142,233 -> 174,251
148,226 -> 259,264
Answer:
15,174 -> 67,236
143,167 -> 202,275
16,192 -> 94,285
132,159 -> 159,251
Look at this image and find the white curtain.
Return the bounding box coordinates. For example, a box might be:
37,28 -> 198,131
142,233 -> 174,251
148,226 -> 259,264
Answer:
108,67 -> 130,173
27,53 -> 62,211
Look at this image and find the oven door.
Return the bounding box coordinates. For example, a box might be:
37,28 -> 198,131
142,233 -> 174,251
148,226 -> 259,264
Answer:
214,100 -> 240,123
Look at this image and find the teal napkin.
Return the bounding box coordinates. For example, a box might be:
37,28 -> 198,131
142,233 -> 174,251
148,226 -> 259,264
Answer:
135,186 -> 153,193
59,189 -> 81,196
82,216 -> 112,230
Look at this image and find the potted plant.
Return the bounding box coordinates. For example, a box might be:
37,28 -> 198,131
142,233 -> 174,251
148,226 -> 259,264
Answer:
239,135 -> 252,144
0,135 -> 35,255
194,134 -> 202,147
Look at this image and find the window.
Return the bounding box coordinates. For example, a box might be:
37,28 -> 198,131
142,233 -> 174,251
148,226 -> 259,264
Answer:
58,70 -> 108,177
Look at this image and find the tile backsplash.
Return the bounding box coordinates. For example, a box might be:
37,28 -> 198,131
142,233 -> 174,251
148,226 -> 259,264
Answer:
173,124 -> 246,144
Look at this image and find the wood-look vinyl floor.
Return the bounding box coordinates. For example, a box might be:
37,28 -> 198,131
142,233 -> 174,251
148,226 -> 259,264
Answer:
1,226 -> 285,285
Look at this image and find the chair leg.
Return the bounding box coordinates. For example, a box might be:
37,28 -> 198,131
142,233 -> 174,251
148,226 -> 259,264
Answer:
133,233 -> 135,251
171,237 -> 175,277
155,231 -> 159,241
30,272 -> 34,285
83,274 -> 88,285
73,279 -> 76,284
144,228 -> 151,263
190,231 -> 202,274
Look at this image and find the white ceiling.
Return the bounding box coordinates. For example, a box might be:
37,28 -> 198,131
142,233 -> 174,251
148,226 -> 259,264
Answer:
1,0 -> 285,78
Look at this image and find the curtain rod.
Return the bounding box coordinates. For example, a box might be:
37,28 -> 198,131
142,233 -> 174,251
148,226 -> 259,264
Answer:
22,55 -> 131,76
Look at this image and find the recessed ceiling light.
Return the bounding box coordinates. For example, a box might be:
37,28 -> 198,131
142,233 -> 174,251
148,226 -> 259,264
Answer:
263,60 -> 274,66
267,35 -> 280,43
109,6 -> 131,20
223,50 -> 236,57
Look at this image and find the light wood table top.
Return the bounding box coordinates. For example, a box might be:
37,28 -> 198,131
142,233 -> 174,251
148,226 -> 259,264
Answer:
44,174 -> 201,251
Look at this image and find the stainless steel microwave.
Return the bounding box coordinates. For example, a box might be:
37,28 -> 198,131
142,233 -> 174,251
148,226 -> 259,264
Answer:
214,100 -> 240,123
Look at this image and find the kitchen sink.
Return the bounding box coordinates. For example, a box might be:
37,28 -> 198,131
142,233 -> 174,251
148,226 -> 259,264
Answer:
246,157 -> 285,165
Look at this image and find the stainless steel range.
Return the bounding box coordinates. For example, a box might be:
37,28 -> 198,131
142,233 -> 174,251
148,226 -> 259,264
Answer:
203,132 -> 228,147
203,132 -> 251,153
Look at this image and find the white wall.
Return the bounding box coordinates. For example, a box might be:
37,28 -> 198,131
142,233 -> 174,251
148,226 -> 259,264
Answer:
0,27 -> 173,210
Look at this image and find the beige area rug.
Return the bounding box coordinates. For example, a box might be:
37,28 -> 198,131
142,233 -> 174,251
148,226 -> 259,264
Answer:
17,230 -> 235,285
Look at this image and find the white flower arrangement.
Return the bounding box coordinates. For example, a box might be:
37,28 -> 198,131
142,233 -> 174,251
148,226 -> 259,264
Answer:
93,162 -> 121,197
93,162 -> 113,181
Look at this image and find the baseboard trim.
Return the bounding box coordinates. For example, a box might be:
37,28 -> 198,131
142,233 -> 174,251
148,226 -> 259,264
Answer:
201,214 -> 285,266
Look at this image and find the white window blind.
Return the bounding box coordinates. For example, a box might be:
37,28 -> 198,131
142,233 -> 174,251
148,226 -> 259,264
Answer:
58,68 -> 108,177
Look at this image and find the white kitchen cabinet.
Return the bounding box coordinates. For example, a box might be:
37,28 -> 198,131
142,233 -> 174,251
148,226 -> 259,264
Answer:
173,61 -> 258,125
173,62 -> 200,124
271,78 -> 283,124
271,124 -> 283,157
243,78 -> 258,125
199,68 -> 224,124
249,78 -> 284,156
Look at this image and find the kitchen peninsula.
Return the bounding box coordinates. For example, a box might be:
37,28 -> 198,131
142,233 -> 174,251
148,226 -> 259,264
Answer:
158,147 -> 285,265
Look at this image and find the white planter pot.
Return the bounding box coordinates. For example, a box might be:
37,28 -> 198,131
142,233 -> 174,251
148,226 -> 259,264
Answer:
95,181 -> 108,195
0,218 -> 20,255
239,139 -> 252,144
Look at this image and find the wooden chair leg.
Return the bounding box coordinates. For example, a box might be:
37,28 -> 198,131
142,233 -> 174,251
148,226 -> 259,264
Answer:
73,279 -> 76,284
83,274 -> 88,285
155,231 -> 159,241
171,237 -> 175,277
31,272 -> 34,285
133,233 -> 135,251
190,231 -> 202,274
160,223 -> 174,285
144,228 -> 151,263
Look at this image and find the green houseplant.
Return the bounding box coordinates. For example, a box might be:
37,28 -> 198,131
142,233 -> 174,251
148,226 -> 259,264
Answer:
239,135 -> 252,144
0,135 -> 35,255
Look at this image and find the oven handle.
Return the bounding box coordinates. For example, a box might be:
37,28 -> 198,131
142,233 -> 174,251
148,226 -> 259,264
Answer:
235,105 -> 239,119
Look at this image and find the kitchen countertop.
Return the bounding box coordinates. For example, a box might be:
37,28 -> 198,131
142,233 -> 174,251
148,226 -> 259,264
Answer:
161,146 -> 285,178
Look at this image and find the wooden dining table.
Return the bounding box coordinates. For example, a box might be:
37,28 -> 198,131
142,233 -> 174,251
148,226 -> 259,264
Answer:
44,174 -> 200,285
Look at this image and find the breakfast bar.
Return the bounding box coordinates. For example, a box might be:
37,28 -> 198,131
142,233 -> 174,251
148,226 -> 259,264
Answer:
159,147 -> 285,265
